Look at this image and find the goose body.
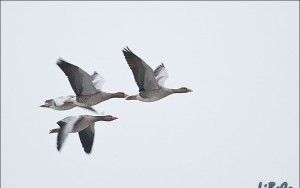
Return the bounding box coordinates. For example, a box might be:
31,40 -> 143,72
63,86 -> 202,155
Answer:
56,58 -> 128,108
122,47 -> 192,102
49,115 -> 118,154
40,70 -> 107,112
135,88 -> 173,102
75,91 -> 118,106
40,95 -> 97,112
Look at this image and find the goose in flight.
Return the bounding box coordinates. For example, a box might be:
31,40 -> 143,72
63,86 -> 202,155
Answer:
40,95 -> 77,110
40,71 -> 106,112
49,115 -> 118,154
122,47 -> 192,102
56,58 -> 128,108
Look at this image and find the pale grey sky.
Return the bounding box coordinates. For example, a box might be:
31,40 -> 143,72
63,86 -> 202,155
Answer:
1,2 -> 299,188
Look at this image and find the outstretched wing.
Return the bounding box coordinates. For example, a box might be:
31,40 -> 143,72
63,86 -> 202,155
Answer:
57,58 -> 98,96
122,47 -> 159,91
56,116 -> 81,151
154,63 -> 169,87
78,125 -> 95,154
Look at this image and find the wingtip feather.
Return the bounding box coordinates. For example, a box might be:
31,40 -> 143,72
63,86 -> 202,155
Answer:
57,143 -> 61,151
56,58 -> 66,65
56,120 -> 66,127
122,46 -> 132,53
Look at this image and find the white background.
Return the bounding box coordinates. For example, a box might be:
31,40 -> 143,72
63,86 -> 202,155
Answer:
1,2 -> 299,188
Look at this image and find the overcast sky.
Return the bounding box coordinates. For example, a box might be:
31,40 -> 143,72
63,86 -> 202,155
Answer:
1,2 -> 299,188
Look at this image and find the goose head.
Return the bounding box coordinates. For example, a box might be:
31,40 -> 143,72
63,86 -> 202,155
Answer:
174,87 -> 193,93
40,99 -> 55,108
95,115 -> 118,122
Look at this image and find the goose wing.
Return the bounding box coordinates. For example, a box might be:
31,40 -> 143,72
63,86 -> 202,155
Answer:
57,58 -> 98,96
91,71 -> 105,91
122,47 -> 159,91
56,116 -> 82,151
78,125 -> 95,154
53,96 -> 75,106
154,63 -> 169,87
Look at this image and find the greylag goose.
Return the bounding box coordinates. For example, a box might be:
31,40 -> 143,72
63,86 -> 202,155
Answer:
57,58 -> 128,108
49,115 -> 118,154
122,47 -> 192,102
40,95 -> 97,112
40,71 -> 105,112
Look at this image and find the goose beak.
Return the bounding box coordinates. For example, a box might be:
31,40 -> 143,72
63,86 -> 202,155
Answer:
40,104 -> 50,108
111,116 -> 118,120
187,89 -> 193,92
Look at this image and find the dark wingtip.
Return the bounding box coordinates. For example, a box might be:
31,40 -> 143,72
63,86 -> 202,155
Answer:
56,120 -> 66,127
56,58 -> 66,65
77,106 -> 98,114
56,58 -> 75,70
84,149 -> 92,154
122,46 -> 132,53
88,107 -> 98,113
57,143 -> 61,151
158,63 -> 165,69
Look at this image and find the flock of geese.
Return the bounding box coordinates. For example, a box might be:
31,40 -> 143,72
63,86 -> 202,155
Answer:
41,47 -> 192,154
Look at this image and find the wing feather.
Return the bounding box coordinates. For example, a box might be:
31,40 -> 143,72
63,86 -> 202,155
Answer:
78,125 -> 95,154
91,71 -> 105,91
56,116 -> 81,151
154,63 -> 169,87
122,47 -> 159,91
53,96 -> 74,106
57,58 -> 97,96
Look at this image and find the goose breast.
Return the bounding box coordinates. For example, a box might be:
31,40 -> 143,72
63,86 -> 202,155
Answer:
138,88 -> 171,102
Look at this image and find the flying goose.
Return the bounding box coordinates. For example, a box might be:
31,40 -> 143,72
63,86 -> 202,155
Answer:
40,95 -> 99,112
40,71 -> 106,112
122,47 -> 192,102
49,115 -> 118,154
56,58 -> 128,108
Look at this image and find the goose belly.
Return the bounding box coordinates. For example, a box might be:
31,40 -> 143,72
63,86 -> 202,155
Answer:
76,93 -> 102,106
137,95 -> 162,102
72,122 -> 92,133
138,89 -> 170,102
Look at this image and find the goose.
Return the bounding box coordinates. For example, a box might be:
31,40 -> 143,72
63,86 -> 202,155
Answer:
40,95 -> 99,112
40,95 -> 76,110
49,115 -> 118,154
40,71 -> 105,112
56,58 -> 128,108
122,47 -> 192,102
